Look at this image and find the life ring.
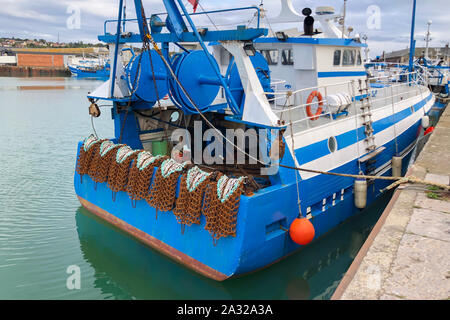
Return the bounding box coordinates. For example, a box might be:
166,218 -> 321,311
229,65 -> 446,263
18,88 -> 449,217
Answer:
306,91 -> 324,120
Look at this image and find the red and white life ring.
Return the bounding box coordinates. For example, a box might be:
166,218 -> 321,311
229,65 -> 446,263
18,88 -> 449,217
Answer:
306,91 -> 324,121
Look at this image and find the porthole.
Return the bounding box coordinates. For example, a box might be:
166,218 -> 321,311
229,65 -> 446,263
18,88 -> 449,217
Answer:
328,136 -> 337,153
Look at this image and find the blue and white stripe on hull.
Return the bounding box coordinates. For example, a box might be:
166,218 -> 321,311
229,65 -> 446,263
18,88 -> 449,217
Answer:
284,92 -> 434,181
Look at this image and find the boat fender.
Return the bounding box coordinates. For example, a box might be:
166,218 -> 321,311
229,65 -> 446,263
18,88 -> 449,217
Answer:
391,156 -> 402,177
421,115 -> 430,129
354,179 -> 367,209
289,218 -> 315,245
306,91 -> 324,120
424,126 -> 434,135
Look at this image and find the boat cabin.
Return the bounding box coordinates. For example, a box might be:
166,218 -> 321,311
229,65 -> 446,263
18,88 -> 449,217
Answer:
211,3 -> 367,107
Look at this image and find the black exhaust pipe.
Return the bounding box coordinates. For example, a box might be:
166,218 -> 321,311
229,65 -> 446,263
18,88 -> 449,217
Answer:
302,8 -> 314,36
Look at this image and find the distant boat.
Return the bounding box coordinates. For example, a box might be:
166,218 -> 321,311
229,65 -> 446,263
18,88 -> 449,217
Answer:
68,60 -> 110,79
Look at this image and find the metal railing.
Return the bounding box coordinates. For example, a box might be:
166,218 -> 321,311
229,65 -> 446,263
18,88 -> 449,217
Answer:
366,61 -> 450,87
265,71 -> 427,134
103,6 -> 261,35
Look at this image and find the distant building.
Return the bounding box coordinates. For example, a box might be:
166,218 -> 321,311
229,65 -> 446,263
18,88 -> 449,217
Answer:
8,48 -> 109,68
382,45 -> 450,63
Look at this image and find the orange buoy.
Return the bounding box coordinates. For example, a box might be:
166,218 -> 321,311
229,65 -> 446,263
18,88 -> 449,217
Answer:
424,126 -> 434,135
289,218 -> 315,245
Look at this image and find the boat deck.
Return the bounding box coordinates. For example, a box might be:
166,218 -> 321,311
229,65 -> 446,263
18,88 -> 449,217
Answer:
271,81 -> 429,135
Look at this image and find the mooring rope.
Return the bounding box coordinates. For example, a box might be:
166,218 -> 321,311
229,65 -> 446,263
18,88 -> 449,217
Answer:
278,164 -> 450,191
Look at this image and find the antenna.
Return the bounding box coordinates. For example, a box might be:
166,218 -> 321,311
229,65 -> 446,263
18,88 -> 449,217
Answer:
341,0 -> 347,38
362,34 -> 369,62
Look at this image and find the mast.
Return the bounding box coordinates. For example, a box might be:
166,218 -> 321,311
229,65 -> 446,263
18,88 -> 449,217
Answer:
110,0 -> 124,98
123,0 -> 127,33
425,20 -> 432,59
408,0 -> 417,75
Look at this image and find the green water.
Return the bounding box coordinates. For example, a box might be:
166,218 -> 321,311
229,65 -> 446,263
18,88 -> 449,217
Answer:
0,77 -> 392,300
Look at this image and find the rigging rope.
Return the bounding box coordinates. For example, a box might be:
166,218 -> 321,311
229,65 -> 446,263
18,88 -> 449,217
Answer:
278,164 -> 450,191
198,1 -> 219,31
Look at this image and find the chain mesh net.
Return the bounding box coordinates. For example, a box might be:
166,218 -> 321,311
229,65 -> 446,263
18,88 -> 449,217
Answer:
76,137 -> 247,241
76,135 -> 105,181
147,159 -> 189,212
127,151 -> 168,202
107,146 -> 139,194
174,167 -> 219,226
203,175 -> 245,242
87,141 -> 123,184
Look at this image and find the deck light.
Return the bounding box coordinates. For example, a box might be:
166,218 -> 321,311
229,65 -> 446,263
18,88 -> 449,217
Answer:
243,42 -> 256,56
276,31 -> 288,41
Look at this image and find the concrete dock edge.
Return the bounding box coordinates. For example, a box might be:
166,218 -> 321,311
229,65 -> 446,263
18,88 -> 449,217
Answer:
332,103 -> 450,300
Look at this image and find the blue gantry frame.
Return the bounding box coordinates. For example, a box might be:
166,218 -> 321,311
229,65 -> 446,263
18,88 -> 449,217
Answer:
106,0 -> 268,116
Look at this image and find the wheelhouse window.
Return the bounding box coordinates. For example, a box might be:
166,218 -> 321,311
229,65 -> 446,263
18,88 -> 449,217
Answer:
356,51 -> 362,65
342,49 -> 355,66
333,50 -> 341,66
259,49 -> 279,65
281,49 -> 294,65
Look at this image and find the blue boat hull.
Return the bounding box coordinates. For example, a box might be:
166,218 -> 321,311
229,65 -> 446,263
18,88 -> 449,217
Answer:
69,65 -> 110,79
74,116 -> 419,279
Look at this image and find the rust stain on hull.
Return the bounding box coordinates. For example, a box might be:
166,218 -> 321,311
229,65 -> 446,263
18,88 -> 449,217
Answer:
77,196 -> 229,282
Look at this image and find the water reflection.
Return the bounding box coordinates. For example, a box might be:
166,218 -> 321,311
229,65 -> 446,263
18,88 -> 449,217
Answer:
75,190 -> 393,300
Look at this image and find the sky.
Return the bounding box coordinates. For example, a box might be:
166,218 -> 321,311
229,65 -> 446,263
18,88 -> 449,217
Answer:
0,0 -> 449,57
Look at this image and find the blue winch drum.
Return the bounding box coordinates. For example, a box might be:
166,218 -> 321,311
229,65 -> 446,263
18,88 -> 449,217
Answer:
128,50 -> 169,104
170,50 -> 222,113
150,14 -> 163,34
168,52 -> 194,112
227,51 -> 273,112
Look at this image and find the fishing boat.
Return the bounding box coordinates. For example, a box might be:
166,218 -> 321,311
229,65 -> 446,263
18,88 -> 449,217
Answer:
68,59 -> 110,79
74,0 -> 442,280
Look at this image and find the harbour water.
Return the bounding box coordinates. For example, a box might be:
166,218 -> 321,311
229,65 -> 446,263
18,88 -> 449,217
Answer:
0,77 -> 393,300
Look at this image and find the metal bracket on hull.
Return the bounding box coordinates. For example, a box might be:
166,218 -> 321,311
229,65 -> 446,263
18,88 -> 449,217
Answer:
358,146 -> 386,163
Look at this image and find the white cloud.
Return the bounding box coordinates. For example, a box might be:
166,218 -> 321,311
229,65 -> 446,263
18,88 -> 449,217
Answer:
0,0 -> 448,56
